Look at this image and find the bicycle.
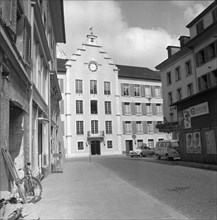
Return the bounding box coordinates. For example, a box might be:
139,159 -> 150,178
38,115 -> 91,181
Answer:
19,162 -> 42,203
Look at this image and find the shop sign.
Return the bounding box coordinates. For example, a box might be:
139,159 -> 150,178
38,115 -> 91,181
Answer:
190,102 -> 209,118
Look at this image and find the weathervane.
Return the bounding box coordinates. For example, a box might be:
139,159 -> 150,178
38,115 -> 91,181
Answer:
89,27 -> 93,35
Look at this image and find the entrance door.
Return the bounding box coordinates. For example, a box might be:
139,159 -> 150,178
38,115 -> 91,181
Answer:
126,140 -> 133,153
91,140 -> 101,155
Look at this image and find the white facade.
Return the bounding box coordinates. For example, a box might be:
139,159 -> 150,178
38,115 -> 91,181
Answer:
58,33 -> 170,158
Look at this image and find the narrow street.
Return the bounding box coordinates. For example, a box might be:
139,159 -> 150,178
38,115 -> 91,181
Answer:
37,155 -> 217,220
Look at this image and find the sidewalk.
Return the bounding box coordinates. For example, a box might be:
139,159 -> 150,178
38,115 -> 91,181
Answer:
37,159 -> 189,220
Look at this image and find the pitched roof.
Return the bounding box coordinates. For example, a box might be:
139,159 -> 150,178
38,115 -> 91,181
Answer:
116,64 -> 161,81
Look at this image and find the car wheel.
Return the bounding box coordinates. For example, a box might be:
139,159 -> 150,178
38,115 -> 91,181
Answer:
157,155 -> 161,160
166,154 -> 173,161
131,156 -> 133,158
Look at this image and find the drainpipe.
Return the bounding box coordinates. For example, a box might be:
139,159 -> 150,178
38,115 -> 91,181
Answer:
29,4 -> 34,164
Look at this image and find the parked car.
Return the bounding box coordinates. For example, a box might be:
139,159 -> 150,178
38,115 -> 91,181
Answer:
129,144 -> 155,157
154,140 -> 180,160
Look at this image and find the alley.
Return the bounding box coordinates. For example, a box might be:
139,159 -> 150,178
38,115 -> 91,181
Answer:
37,156 -> 189,220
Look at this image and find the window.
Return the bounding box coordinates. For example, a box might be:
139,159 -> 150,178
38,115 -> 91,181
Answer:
198,74 -> 208,91
136,121 -> 142,134
167,72 -> 172,85
78,142 -> 84,150
208,42 -> 216,60
175,66 -> 181,81
148,139 -> 154,148
212,8 -> 217,22
168,92 -> 173,105
135,103 -> 142,115
155,86 -> 162,98
211,70 -> 217,87
177,88 -> 182,101
145,86 -> 151,97
107,141 -> 113,149
104,82 -> 111,95
196,20 -> 204,34
76,121 -> 84,135
137,140 -> 143,147
60,100 -> 64,114
105,121 -> 112,134
105,101 -> 111,114
91,120 -> 98,134
75,79 -> 83,93
134,84 -> 141,96
58,79 -> 64,92
76,100 -> 83,114
146,103 -> 152,115
198,49 -> 205,66
125,121 -> 132,134
123,84 -> 130,96
124,102 -> 131,114
170,113 -> 174,122
91,100 -> 98,114
156,104 -> 162,115
187,83 -> 193,96
147,121 -> 153,133
90,80 -> 97,94
185,60 -> 192,76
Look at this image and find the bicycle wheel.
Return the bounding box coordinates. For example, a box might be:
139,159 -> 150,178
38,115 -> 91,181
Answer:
22,176 -> 42,202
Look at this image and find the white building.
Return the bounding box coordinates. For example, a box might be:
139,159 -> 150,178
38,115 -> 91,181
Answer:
58,32 -> 169,158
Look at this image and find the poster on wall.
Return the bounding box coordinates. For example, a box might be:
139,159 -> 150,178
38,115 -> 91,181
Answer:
206,130 -> 217,154
186,133 -> 193,153
183,109 -> 191,129
177,111 -> 184,129
193,132 -> 201,154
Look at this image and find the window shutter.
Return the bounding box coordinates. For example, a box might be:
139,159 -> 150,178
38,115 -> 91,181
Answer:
143,121 -> 148,134
24,16 -> 31,65
141,85 -> 145,97
142,103 -> 146,115
122,102 -> 125,115
130,84 -> 134,97
207,72 -> 212,88
152,103 -> 157,115
122,121 -> 126,134
195,53 -> 200,67
132,121 -> 136,134
121,83 -> 124,96
2,0 -> 17,34
160,86 -> 162,98
131,102 -> 135,115
151,86 -> 155,98
198,77 -> 202,91
153,121 -> 158,133
204,47 -> 209,62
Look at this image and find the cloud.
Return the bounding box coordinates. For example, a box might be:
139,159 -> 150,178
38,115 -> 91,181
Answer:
58,1 -> 179,69
171,1 -> 213,22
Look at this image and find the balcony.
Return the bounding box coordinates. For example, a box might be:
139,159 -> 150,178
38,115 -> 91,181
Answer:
87,131 -> 104,140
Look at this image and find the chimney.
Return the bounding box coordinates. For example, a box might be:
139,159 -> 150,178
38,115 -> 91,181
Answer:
166,46 -> 181,58
179,36 -> 190,48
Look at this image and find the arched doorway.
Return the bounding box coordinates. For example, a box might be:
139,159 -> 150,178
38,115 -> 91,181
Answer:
91,140 -> 101,155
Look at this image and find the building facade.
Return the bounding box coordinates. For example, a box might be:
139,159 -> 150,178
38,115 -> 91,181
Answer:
58,32 -> 169,158
156,0 -> 217,163
0,0 -> 65,191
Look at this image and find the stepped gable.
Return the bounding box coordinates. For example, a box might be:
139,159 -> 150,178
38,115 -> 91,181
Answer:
116,64 -> 161,81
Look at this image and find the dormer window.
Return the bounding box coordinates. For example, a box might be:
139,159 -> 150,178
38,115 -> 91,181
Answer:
196,20 -> 204,35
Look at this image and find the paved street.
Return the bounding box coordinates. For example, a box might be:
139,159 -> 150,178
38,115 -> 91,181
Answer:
37,156 -> 190,220
95,156 -> 217,220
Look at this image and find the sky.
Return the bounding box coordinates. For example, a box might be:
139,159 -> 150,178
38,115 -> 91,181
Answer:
57,0 -> 213,70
